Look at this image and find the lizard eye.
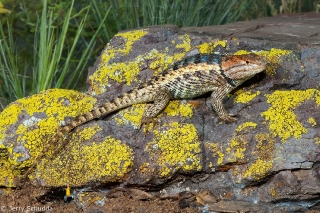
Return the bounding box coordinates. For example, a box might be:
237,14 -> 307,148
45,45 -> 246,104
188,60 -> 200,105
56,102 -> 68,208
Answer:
246,61 -> 250,64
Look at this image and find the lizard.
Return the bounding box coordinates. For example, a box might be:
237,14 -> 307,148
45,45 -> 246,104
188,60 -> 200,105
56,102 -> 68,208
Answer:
20,53 -> 266,180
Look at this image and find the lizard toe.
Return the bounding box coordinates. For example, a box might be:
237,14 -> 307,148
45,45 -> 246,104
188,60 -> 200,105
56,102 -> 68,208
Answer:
218,114 -> 237,123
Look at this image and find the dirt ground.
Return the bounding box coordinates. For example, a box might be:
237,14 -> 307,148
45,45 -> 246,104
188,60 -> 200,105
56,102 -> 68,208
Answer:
2,185 -> 320,213
0,185 -> 201,213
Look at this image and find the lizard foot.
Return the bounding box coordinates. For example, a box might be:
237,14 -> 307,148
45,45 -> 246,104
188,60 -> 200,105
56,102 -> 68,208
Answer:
138,118 -> 158,134
218,114 -> 237,123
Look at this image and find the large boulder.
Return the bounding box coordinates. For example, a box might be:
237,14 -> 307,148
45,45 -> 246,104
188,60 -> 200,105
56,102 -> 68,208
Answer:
1,13 -> 319,212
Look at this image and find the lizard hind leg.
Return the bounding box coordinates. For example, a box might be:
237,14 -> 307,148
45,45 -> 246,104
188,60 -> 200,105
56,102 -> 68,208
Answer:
139,89 -> 172,130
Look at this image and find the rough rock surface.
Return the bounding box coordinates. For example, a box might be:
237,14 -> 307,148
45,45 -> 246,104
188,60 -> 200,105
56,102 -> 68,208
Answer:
1,13 -> 320,212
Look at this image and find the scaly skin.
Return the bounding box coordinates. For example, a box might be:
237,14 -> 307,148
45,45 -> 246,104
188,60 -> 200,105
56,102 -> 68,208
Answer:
20,53 -> 266,180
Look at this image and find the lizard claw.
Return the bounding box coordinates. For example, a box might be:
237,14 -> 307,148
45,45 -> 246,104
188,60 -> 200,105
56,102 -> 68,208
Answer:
138,118 -> 157,134
218,114 -> 237,123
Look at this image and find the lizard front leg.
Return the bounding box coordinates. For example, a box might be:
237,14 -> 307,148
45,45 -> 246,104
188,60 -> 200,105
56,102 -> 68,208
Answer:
210,84 -> 237,123
140,89 -> 172,128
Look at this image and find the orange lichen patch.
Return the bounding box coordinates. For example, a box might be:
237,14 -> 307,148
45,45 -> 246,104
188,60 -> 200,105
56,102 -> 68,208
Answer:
0,89 -> 96,170
146,122 -> 202,177
140,162 -> 150,173
187,100 -> 200,108
261,89 -> 320,141
223,191 -> 233,199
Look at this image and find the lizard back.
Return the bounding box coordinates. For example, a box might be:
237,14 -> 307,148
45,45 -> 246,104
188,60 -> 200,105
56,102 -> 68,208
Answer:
20,53 -> 266,180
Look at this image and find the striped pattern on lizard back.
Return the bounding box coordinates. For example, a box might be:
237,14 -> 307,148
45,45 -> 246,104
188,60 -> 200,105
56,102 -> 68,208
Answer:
20,53 -> 266,180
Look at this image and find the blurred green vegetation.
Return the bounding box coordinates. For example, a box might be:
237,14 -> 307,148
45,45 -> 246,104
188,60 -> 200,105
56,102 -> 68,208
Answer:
0,0 -> 319,108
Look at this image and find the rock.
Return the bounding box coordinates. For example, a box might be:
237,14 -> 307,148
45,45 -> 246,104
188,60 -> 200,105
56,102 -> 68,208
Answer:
0,13 -> 320,212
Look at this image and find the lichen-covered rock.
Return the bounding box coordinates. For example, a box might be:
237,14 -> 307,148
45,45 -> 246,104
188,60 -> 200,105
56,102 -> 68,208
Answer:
0,89 -> 97,187
1,14 -> 320,212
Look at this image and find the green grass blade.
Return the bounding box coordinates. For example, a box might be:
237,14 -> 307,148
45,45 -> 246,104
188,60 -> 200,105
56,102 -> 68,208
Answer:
37,0 -> 48,91
44,0 -> 74,89
66,6 -> 111,89
56,5 -> 90,87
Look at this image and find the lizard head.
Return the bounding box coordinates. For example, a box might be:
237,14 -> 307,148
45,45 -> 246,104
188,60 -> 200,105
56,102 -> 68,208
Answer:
221,54 -> 267,83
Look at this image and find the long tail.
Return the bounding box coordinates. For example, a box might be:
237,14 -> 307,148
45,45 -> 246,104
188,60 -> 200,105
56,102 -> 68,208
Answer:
20,88 -> 155,180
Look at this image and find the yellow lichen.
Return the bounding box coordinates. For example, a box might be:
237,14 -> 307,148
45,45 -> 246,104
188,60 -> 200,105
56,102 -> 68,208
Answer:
255,133 -> 276,161
243,158 -> 273,179
256,48 -> 292,64
89,30 -> 148,94
308,117 -> 317,126
236,122 -> 257,132
149,35 -> 192,75
197,40 -> 227,54
233,50 -> 252,55
34,132 -> 133,187
146,122 -> 202,177
176,34 -> 192,51
234,48 -> 293,75
315,137 -> 320,145
114,104 -> 146,127
226,136 -> 247,162
116,30 -> 149,56
90,33 -> 193,94
0,89 -> 96,170
205,142 -> 225,165
114,100 -> 194,129
76,124 -> 102,141
261,89 -> 320,141
234,90 -> 261,104
270,187 -> 277,196
234,48 -> 292,63
66,186 -> 71,196
85,194 -> 106,206
164,101 -> 194,117
213,40 -> 227,48
0,159 -> 20,187
258,48 -> 293,75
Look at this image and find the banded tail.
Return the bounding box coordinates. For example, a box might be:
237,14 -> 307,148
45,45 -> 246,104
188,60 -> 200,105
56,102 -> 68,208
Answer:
20,87 -> 156,179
